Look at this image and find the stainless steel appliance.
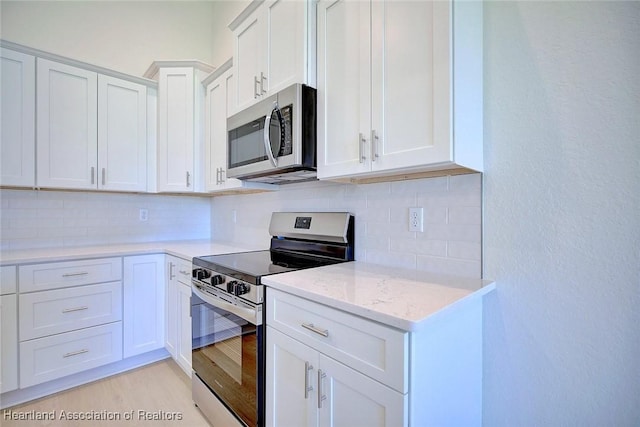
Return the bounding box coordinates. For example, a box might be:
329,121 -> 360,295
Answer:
191,212 -> 355,427
226,84 -> 316,185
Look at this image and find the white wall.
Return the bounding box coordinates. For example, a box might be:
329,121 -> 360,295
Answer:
211,174 -> 482,278
0,189 -> 211,250
483,1 -> 640,424
0,1 -> 216,76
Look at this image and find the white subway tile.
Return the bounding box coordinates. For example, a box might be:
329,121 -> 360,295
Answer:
448,206 -> 482,225
416,256 -> 481,278
447,241 -> 481,261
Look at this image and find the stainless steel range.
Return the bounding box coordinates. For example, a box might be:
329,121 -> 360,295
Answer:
191,212 -> 355,427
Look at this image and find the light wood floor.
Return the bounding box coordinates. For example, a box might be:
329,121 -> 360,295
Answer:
2,359 -> 211,427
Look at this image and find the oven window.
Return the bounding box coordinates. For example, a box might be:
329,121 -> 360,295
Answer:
228,118 -> 268,168
192,298 -> 260,427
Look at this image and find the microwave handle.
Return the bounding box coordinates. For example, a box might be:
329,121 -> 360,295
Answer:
263,111 -> 279,168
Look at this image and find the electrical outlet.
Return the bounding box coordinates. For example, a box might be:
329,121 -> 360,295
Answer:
409,207 -> 424,232
139,208 -> 148,222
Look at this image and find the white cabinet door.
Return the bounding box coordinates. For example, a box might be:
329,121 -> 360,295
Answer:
233,11 -> 263,113
370,1 -> 449,172
205,66 -> 243,192
0,294 -> 18,393
0,48 -> 35,187
165,257 -> 179,359
263,0 -> 310,95
177,282 -> 192,376
157,67 -> 195,192
318,354 -> 407,427
266,326 -> 319,427
123,255 -> 165,358
37,58 -> 98,189
231,0 -> 314,115
98,75 -> 147,192
317,0 -> 371,179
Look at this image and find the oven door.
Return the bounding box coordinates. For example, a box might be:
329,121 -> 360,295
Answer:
191,286 -> 264,427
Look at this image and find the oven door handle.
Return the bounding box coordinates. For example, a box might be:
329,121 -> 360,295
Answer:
192,284 -> 260,326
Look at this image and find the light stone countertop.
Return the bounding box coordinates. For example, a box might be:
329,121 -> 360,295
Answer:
263,261 -> 495,332
0,240 -> 262,265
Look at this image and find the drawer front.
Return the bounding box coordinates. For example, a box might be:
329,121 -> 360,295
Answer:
19,322 -> 123,388
267,288 -> 408,393
19,257 -> 122,293
19,281 -> 122,341
176,259 -> 192,285
1,265 -> 17,295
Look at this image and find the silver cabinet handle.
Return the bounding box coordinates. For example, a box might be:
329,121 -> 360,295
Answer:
63,349 -> 89,358
62,306 -> 88,314
359,133 -> 366,163
91,167 -> 95,184
301,323 -> 329,337
215,167 -> 220,185
254,76 -> 260,98
179,270 -> 189,275
169,262 -> 175,280
62,272 -> 89,278
260,71 -> 267,94
101,168 -> 106,185
318,369 -> 327,408
304,361 -> 314,399
371,129 -> 379,161
219,168 -> 225,184
186,171 -> 191,187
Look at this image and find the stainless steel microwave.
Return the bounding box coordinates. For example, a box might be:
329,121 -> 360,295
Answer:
226,84 -> 316,184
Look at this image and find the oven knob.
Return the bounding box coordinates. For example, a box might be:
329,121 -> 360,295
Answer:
226,281 -> 238,293
194,269 -> 211,280
211,275 -> 225,285
234,283 -> 250,296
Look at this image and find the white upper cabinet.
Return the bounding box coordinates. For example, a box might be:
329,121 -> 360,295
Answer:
0,48 -> 35,187
37,58 -> 98,189
98,75 -> 147,192
229,0 -> 316,115
149,62 -> 212,193
36,57 -> 150,191
204,61 -> 243,192
317,0 -> 483,181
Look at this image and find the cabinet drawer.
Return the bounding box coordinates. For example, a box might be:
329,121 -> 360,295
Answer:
19,322 -> 123,388
19,257 -> 122,293
267,288 -> 408,393
1,265 -> 17,295
19,281 -> 122,341
176,259 -> 192,285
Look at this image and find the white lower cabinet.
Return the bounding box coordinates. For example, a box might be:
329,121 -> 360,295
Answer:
0,293 -> 18,393
123,255 -> 165,358
165,255 -> 192,376
266,289 -> 407,427
19,282 -> 122,341
19,322 -> 123,388
14,258 -> 125,389
267,286 -> 483,426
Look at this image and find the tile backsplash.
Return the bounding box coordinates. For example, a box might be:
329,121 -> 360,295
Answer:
0,189 -> 211,250
212,173 -> 482,279
1,174 -> 482,278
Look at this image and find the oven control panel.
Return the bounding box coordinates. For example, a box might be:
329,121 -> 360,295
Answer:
192,268 -> 262,304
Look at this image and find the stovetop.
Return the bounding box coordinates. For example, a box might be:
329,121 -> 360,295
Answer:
192,212 -> 355,305
193,250 -> 297,280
